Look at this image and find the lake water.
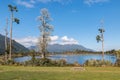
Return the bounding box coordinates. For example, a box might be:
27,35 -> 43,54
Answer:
14,54 -> 117,64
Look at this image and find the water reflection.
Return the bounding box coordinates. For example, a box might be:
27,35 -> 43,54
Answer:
14,54 -> 117,64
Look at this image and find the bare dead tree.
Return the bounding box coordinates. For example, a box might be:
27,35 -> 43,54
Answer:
37,8 -> 53,58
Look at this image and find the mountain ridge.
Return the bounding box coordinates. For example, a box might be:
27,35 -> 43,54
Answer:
29,43 -> 94,52
0,34 -> 29,54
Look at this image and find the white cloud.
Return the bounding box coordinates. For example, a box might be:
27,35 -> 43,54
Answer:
15,35 -> 79,47
61,36 -> 79,45
49,36 -> 59,44
37,0 -> 51,3
15,0 -> 71,8
84,0 -> 110,6
50,36 -> 59,41
37,0 -> 71,3
16,0 -> 34,8
15,36 -> 38,47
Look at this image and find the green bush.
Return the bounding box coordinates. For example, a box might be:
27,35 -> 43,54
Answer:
55,59 -> 66,66
0,60 -> 4,65
6,59 -> 15,65
84,59 -> 112,67
38,58 -> 52,66
24,58 -> 67,67
115,59 -> 120,67
73,61 -> 81,67
0,58 -> 19,65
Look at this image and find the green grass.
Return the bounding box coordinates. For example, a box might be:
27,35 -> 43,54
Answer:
0,66 -> 120,80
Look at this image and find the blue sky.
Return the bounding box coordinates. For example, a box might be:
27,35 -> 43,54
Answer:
0,0 -> 120,51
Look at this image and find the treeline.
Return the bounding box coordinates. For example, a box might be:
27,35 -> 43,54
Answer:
49,49 -> 114,55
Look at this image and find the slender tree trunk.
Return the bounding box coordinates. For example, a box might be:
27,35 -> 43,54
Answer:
5,33 -> 7,61
102,33 -> 104,60
5,18 -> 8,62
41,35 -> 46,59
42,52 -> 45,58
9,12 -> 13,60
5,31 -> 8,61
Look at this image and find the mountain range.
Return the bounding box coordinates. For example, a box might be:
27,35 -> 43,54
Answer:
0,34 -> 93,54
0,34 -> 29,54
29,44 -> 93,52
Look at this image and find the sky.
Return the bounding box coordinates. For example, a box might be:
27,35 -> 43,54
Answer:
0,0 -> 120,51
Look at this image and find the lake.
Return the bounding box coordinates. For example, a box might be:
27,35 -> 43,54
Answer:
14,54 -> 117,64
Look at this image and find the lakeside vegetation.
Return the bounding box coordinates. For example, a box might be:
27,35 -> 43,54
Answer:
0,49 -> 120,67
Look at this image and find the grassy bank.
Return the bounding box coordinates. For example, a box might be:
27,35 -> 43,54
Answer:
0,66 -> 120,80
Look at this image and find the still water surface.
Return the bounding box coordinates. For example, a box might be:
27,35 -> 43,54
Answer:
14,54 -> 117,64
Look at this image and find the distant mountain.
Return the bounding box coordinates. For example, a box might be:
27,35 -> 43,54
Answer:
28,46 -> 39,51
29,44 -> 93,52
0,34 -> 29,54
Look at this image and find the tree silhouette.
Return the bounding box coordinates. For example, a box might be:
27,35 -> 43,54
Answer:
96,20 -> 105,60
8,4 -> 20,60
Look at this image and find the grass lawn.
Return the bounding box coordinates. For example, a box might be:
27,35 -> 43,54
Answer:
0,66 -> 120,80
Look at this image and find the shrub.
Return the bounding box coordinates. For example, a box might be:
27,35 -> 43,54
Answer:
115,59 -> 120,67
6,59 -> 15,65
84,59 -> 112,67
38,58 -> 52,66
0,58 -> 4,65
73,61 -> 81,67
24,58 -> 67,67
55,59 -> 66,67
0,60 -> 4,65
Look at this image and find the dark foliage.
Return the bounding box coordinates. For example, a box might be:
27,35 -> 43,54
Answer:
115,59 -> 120,67
24,58 -> 67,67
84,59 -> 112,67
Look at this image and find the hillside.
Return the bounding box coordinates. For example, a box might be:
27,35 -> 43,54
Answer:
0,34 -> 29,54
29,44 -> 93,52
